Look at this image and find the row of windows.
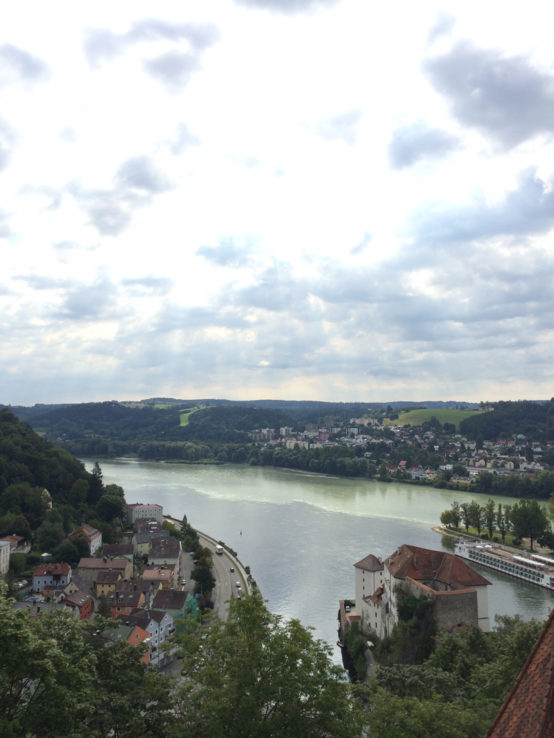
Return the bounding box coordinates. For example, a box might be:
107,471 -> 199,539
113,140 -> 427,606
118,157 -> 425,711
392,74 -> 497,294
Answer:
469,552 -> 544,582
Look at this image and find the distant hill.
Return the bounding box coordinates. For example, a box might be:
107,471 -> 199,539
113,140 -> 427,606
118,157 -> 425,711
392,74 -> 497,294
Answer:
460,400 -> 554,441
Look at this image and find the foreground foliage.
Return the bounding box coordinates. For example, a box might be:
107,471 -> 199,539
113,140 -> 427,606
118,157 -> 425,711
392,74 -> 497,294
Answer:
173,593 -> 363,737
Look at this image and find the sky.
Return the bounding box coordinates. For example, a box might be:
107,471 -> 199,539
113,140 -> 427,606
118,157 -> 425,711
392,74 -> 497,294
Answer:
2,0 -> 554,406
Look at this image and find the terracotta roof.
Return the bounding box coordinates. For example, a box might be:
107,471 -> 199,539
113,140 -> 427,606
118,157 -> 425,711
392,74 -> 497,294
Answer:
385,544 -> 491,588
354,554 -> 384,572
486,609 -> 554,738
33,562 -> 71,577
77,557 -> 128,570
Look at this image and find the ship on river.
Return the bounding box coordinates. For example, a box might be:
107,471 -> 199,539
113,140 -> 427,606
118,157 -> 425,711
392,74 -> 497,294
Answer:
454,539 -> 554,592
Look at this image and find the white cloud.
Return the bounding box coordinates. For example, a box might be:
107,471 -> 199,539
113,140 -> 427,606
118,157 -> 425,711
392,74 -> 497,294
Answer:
1,0 -> 554,404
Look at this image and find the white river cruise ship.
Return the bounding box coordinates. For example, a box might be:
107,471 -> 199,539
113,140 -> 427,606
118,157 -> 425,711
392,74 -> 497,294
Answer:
454,539 -> 554,592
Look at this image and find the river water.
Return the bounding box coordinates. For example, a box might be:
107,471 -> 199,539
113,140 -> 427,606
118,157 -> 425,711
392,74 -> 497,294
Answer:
85,459 -> 553,663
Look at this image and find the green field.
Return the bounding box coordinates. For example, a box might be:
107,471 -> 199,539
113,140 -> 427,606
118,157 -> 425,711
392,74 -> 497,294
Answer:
388,408 -> 481,430
179,409 -> 198,426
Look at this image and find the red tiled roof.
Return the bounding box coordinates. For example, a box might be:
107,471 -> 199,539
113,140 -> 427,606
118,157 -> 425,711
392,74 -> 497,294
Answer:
385,544 -> 490,588
33,562 -> 71,577
486,609 -> 554,738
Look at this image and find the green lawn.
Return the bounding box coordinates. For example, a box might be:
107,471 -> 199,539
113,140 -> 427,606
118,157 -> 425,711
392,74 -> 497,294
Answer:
389,408 -> 481,431
179,409 -> 198,426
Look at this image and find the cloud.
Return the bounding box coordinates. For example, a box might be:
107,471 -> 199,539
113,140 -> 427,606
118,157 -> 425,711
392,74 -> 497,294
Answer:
314,110 -> 362,146
143,51 -> 201,91
70,155 -> 173,235
127,19 -> 219,51
83,29 -> 123,68
59,278 -> 116,321
170,123 -> 200,154
0,43 -> 49,86
424,41 -> 554,148
409,170 -> 554,249
196,237 -> 254,267
350,232 -> 372,255
121,276 -> 173,295
235,0 -> 338,13
116,156 -> 172,194
427,13 -> 455,45
83,19 -> 218,79
0,118 -> 16,171
388,123 -> 459,168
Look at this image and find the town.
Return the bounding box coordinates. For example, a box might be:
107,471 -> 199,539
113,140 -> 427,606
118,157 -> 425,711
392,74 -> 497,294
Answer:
2,502 -> 249,670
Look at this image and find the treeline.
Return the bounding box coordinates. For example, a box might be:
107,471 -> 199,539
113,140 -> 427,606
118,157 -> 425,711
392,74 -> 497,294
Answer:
440,497 -> 552,550
460,399 -> 554,441
0,409 -> 126,570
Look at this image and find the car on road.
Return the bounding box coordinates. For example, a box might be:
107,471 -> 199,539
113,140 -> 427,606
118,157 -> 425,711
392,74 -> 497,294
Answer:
235,581 -> 241,588
181,579 -> 187,586
229,567 -> 235,573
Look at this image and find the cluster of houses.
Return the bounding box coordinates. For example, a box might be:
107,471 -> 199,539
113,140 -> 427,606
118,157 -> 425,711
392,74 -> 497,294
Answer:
14,502 -> 197,667
250,420 -> 552,480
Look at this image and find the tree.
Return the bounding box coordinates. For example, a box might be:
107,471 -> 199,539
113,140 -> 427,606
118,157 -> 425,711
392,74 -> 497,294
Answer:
440,510 -> 456,527
460,503 -> 471,532
496,504 -> 509,543
173,593 -> 363,737
509,499 -> 551,551
468,500 -> 484,535
451,501 -> 461,527
484,498 -> 496,539
0,593 -> 173,736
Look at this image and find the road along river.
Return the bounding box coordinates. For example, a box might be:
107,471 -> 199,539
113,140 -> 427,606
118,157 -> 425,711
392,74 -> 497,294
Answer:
84,459 -> 554,664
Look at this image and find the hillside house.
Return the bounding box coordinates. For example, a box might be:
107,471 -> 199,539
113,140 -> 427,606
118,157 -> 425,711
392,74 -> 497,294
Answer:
32,562 -> 72,594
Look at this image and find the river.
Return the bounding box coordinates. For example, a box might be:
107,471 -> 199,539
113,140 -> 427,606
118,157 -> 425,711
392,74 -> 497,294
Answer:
84,458 -> 553,663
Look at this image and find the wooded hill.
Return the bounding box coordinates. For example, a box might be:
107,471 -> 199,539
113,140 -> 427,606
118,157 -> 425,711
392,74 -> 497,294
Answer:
0,408 -> 126,562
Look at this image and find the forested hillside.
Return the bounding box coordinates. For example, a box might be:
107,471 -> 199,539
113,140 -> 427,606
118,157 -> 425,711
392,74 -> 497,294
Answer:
460,400 -> 554,441
0,408 -> 126,562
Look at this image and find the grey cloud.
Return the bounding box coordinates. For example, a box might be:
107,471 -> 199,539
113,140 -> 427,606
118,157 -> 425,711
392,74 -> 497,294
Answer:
71,155 -> 172,235
116,156 -> 172,193
143,51 -> 200,91
13,274 -> 70,290
424,42 -> 554,148
0,118 -> 16,171
196,237 -> 254,267
427,13 -> 455,45
60,279 -> 116,320
171,123 -> 200,154
81,191 -> 134,236
350,232 -> 372,256
235,0 -> 338,13
229,265 -> 310,312
389,123 -> 459,168
314,110 -> 362,146
53,240 -> 79,251
0,211 -> 11,238
127,19 -> 219,50
409,170 -> 554,249
83,29 -> 123,67
0,44 -> 50,86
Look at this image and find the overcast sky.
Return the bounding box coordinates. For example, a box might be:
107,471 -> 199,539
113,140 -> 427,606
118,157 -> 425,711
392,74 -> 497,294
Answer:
2,0 -> 554,405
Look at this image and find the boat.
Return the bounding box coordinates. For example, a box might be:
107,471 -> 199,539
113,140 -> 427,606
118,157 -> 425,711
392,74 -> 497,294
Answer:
454,539 -> 554,591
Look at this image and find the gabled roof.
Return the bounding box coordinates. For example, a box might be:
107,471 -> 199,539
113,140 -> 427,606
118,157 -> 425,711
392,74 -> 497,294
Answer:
33,562 -> 71,577
486,609 -> 554,738
354,554 -> 383,572
152,589 -> 187,611
77,557 -> 128,570
385,544 -> 491,588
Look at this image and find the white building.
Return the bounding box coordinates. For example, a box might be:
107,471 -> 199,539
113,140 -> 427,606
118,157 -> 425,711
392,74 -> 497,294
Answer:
353,544 -> 490,639
126,503 -> 163,526
0,540 -> 10,577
